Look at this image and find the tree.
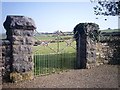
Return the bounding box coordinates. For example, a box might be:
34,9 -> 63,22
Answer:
91,0 -> 120,16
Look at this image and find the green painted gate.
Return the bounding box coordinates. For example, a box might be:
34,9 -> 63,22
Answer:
33,30 -> 76,76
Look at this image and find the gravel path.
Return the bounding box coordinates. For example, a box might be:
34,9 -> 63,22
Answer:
2,65 -> 119,88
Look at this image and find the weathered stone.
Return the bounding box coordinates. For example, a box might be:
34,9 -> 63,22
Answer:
13,61 -> 33,73
11,36 -> 34,45
23,30 -> 34,36
12,36 -> 25,45
5,65 -> 11,72
3,15 -> 36,30
96,42 -> 120,65
12,29 -> 34,36
13,54 -> 28,62
0,46 -> 2,72
3,15 -> 35,82
74,23 -> 99,69
26,37 -> 34,45
13,29 -> 21,36
13,45 -> 32,54
2,40 -> 10,46
28,55 -> 33,62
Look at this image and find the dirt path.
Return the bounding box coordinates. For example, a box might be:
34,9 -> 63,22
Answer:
2,65 -> 119,88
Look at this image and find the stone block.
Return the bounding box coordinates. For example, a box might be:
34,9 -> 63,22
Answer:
5,57 -> 11,63
12,36 -> 34,45
28,55 -> 33,62
12,62 -> 33,73
3,15 -> 36,30
13,29 -> 21,36
22,30 -> 34,36
0,53 -> 2,58
26,37 -> 34,45
12,54 -> 33,73
12,36 -> 25,45
13,45 -> 32,54
5,64 -> 11,72
12,29 -> 34,37
0,46 -> 2,50
13,54 -> 28,62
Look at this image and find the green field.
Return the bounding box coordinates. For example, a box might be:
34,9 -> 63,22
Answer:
33,41 -> 76,54
34,34 -> 73,41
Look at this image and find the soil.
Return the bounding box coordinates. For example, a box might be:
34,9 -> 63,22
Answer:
2,65 -> 120,88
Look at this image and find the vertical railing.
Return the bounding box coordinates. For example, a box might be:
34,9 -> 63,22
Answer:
33,53 -> 76,76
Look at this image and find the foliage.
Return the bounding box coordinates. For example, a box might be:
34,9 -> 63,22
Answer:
91,0 -> 120,16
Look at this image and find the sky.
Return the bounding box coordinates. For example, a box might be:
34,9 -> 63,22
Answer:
1,0 -> 119,33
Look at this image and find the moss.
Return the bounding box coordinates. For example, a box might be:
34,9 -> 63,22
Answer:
10,71 -> 34,83
10,72 -> 23,83
22,72 -> 34,80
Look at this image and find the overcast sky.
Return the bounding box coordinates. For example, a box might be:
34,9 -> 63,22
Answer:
1,0 -> 119,33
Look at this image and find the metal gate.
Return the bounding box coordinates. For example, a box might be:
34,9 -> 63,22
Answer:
33,30 -> 76,76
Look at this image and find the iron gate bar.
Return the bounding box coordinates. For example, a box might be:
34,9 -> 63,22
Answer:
33,30 -> 57,53
33,30 -> 76,52
33,29 -> 76,76
55,31 -> 76,52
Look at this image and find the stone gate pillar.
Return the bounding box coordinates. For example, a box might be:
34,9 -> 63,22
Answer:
3,15 -> 36,82
74,23 -> 99,69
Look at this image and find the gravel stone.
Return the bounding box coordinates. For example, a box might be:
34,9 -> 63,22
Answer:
2,65 -> 119,88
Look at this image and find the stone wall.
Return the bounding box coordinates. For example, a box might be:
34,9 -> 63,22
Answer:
0,40 -> 2,89
96,41 -> 120,65
2,15 -> 36,82
73,23 -> 99,69
2,15 -> 117,83
2,40 -> 11,82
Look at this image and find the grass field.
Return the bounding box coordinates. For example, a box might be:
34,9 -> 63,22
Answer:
34,34 -> 73,41
33,41 -> 76,54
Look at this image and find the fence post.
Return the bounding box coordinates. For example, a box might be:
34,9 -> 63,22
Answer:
3,15 -> 36,82
74,23 -> 99,69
